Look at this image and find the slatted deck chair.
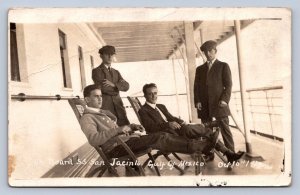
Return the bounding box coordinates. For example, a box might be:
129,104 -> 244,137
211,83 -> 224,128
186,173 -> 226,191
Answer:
127,96 -> 188,175
127,96 -> 227,175
68,98 -> 160,177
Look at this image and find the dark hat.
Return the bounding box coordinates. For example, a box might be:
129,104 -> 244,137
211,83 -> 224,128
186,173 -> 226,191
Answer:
200,40 -> 217,52
98,45 -> 116,55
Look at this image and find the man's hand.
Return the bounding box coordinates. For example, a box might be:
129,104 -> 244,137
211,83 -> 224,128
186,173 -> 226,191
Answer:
102,79 -> 116,87
119,125 -> 132,136
130,123 -> 145,132
196,102 -> 202,110
219,100 -> 227,107
168,121 -> 181,130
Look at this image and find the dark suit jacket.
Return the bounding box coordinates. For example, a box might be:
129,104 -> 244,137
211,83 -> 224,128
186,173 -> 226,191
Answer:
138,103 -> 184,134
92,63 -> 130,126
194,59 -> 232,118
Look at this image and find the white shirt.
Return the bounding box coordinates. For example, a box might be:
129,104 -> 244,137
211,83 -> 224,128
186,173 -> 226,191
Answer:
104,64 -> 111,71
146,102 -> 168,122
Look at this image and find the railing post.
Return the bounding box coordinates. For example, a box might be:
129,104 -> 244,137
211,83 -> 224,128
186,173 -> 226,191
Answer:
172,57 -> 180,117
234,20 -> 264,161
234,20 -> 253,153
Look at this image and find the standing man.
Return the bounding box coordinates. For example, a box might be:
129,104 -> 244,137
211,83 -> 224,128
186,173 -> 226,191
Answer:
194,40 -> 235,152
92,45 -> 130,126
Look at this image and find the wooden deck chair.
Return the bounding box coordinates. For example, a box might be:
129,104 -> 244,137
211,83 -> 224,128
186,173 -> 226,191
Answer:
127,96 -> 188,175
68,98 -> 160,177
127,96 -> 228,175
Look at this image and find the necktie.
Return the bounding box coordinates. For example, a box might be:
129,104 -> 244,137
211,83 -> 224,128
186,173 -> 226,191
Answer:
108,67 -> 113,77
206,61 -> 212,84
207,61 -> 212,71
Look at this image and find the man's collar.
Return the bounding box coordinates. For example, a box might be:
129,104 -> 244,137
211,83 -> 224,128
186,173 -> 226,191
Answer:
104,64 -> 111,69
146,101 -> 156,109
85,106 -> 101,113
207,58 -> 217,65
84,106 -> 118,122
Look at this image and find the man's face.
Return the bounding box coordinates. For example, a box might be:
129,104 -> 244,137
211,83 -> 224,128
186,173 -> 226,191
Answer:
204,49 -> 217,61
145,87 -> 158,104
100,53 -> 114,65
85,89 -> 102,109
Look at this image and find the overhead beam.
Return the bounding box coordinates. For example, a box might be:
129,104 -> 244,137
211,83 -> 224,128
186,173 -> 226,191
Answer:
116,56 -> 168,62
110,42 -> 173,47
93,21 -> 183,27
100,28 -> 182,35
117,51 -> 171,55
106,38 -> 180,45
116,45 -> 172,49
103,34 -> 178,40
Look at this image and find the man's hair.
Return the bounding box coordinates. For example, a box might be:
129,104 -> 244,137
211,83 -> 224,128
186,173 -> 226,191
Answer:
83,84 -> 101,97
142,83 -> 157,95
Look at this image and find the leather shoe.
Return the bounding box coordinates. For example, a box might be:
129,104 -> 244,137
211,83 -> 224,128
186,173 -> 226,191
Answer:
226,151 -> 245,163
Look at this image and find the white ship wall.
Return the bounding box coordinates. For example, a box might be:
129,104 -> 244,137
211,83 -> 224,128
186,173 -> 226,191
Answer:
9,23 -> 102,178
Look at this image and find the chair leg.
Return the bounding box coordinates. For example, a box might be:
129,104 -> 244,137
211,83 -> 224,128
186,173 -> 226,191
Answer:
172,152 -> 190,170
213,149 -> 227,162
163,154 -> 185,175
97,167 -> 107,177
142,151 -> 160,169
147,153 -> 161,176
195,152 -> 206,175
171,152 -> 183,161
125,164 -> 145,176
195,153 -> 200,175
86,166 -> 107,177
107,166 -> 120,177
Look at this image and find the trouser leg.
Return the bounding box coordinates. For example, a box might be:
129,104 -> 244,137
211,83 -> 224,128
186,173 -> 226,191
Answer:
147,132 -> 192,153
107,132 -> 210,157
144,132 -> 212,154
179,124 -> 212,139
215,141 -> 230,154
216,116 -> 235,152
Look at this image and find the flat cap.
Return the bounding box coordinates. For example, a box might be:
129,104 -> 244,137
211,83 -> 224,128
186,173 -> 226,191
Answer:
200,40 -> 217,52
98,45 -> 116,55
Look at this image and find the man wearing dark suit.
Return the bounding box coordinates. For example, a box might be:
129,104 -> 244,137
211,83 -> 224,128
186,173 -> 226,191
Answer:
194,40 -> 235,152
138,83 -> 244,163
92,45 -> 130,126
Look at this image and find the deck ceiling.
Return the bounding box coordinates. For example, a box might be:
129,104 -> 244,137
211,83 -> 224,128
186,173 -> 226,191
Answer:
91,20 -> 252,63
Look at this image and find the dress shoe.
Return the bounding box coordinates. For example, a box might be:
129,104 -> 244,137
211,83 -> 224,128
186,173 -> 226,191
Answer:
225,151 -> 245,163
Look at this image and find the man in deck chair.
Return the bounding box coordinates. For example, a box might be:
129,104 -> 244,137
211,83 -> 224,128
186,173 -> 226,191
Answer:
79,84 -> 219,161
138,83 -> 244,163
